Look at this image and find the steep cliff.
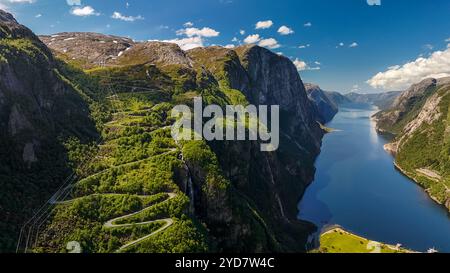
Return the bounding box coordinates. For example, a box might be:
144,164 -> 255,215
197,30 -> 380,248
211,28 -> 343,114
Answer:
374,77 -> 450,211
30,31 -> 325,252
374,79 -> 438,134
304,83 -> 339,123
0,10 -> 98,252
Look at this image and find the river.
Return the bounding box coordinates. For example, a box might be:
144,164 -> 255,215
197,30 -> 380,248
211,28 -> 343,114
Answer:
298,104 -> 450,253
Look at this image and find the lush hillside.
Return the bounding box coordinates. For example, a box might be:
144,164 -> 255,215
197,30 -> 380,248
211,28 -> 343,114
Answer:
22,28 -> 326,252
316,227 -> 412,253
374,78 -> 450,210
0,10 -> 101,252
304,83 -> 339,123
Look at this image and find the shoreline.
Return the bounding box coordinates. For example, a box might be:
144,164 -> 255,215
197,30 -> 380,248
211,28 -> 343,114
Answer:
319,227 -> 417,253
392,161 -> 448,210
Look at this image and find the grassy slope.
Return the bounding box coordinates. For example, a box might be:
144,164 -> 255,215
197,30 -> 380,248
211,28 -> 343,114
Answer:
35,50 -> 281,252
317,228 -> 412,253
35,78 -> 209,253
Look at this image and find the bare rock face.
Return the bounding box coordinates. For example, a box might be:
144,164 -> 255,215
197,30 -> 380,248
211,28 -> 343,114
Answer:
8,104 -> 33,136
304,83 -> 339,123
375,78 -> 438,133
0,10 -> 36,39
115,41 -> 193,67
401,92 -> 442,138
391,78 -> 437,110
39,32 -> 135,69
40,33 -> 193,69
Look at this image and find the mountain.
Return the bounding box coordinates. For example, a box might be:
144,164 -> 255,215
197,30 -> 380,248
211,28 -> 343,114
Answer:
324,90 -> 352,106
374,77 -> 450,210
0,10 -> 99,252
17,30 -> 327,252
304,83 -> 339,123
346,91 -> 401,110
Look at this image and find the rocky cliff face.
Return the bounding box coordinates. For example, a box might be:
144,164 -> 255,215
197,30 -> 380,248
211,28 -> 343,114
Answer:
304,83 -> 339,123
187,45 -> 324,251
0,10 -> 97,252
374,77 -> 450,211
374,79 -> 437,134
36,31 -> 324,252
39,32 -> 135,69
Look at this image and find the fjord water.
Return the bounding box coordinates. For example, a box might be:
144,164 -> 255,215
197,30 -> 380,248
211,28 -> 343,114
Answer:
298,104 -> 450,252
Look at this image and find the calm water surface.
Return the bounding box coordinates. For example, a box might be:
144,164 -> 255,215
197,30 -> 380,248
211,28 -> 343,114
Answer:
298,104 -> 450,252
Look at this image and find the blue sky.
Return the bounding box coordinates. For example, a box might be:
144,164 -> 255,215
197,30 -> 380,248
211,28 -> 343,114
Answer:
1,0 -> 450,93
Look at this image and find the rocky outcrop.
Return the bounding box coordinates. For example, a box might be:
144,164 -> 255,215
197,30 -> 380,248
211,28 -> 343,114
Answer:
304,83 -> 339,123
374,78 -> 438,134
39,32 -> 135,69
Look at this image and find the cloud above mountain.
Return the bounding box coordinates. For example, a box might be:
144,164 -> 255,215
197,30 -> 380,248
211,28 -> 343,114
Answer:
71,6 -> 100,16
367,47 -> 450,90
255,20 -> 273,29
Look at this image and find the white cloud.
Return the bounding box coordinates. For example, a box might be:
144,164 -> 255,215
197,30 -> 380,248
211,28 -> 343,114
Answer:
299,44 -> 310,49
224,44 -> 235,49
177,27 -> 219,37
231,37 -> 239,42
244,34 -> 261,44
367,47 -> 450,90
315,61 -> 321,65
71,6 -> 100,17
351,84 -> 360,92
258,38 -> 280,49
183,21 -> 194,27
293,59 -> 308,71
160,36 -> 204,51
239,29 -> 245,35
277,25 -> 294,35
255,20 -> 273,29
304,22 -> 312,27
111,12 -> 144,22
349,42 -> 358,48
293,58 -> 320,71
159,25 -> 219,51
35,13 -> 41,18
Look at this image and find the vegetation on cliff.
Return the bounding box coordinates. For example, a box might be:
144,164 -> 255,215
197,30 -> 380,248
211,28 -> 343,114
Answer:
375,78 -> 450,210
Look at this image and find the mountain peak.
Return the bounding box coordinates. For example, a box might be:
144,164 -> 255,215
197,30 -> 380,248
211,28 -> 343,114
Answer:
0,9 -> 17,24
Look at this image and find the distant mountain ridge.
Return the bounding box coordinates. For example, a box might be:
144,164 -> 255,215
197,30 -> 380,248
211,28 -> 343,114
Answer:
304,83 -> 339,123
346,91 -> 402,110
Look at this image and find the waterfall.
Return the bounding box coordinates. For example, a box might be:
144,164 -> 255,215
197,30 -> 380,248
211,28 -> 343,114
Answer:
187,175 -> 195,214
